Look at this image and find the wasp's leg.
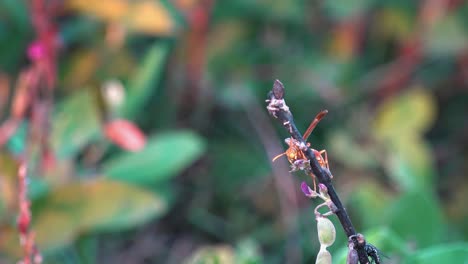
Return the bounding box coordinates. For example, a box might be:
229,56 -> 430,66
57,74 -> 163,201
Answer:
314,149 -> 333,179
308,172 -> 317,192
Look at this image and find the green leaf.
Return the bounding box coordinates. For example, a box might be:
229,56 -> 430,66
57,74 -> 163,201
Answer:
6,120 -> 27,155
386,137 -> 436,191
33,179 -> 167,251
328,130 -> 377,169
385,191 -> 444,248
363,227 -> 410,257
51,89 -> 101,158
183,245 -> 235,264
0,0 -> 30,30
119,42 -> 169,119
404,243 -> 468,264
423,15 -> 468,56
103,131 -> 205,185
76,235 -> 98,264
28,176 -> 50,200
348,180 -> 393,228
323,0 -> 373,21
234,239 -> 263,264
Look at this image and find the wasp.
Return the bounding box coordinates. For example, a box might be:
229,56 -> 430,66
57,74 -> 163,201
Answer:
272,110 -> 331,191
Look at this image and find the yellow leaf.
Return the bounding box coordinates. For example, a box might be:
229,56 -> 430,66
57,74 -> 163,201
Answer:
378,8 -> 413,40
0,226 -> 22,259
127,1 -> 175,36
67,0 -> 129,21
32,179 -> 167,251
66,0 -> 175,36
207,20 -> 247,62
34,210 -> 79,251
0,153 -> 19,213
373,88 -> 436,142
63,49 -> 99,89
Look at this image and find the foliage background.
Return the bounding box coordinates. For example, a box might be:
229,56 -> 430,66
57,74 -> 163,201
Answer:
0,0 -> 468,263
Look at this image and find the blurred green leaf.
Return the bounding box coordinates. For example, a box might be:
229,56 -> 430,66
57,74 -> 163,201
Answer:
51,89 -> 101,158
183,245 -> 235,264
423,15 -> 468,56
6,120 -> 27,155
348,181 -> 393,228
385,191 -> 444,248
0,0 -> 29,30
363,227 -> 408,256
235,239 -> 263,264
33,179 -> 166,251
103,131 -> 205,185
387,137 -> 436,191
213,1 -> 306,23
28,176 -> 50,200
323,0 -> 373,21
119,42 -> 169,119
210,141 -> 269,191
328,131 -> 377,169
76,235 -> 98,264
404,243 -> 468,264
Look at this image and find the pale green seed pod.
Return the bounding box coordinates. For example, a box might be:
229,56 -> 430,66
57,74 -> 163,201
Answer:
315,248 -> 332,264
317,217 -> 336,247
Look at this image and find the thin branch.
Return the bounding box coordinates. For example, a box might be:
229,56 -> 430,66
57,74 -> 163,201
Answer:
266,80 -> 370,264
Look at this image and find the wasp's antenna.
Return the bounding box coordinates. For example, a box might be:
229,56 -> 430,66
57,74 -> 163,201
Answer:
272,152 -> 287,162
303,110 -> 328,140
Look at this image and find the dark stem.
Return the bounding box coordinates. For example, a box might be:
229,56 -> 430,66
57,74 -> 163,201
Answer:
266,80 -> 369,264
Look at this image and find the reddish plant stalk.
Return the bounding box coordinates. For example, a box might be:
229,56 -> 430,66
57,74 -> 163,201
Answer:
15,0 -> 59,262
17,162 -> 42,264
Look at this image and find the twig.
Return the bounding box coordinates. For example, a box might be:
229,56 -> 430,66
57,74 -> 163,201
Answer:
266,80 -> 370,264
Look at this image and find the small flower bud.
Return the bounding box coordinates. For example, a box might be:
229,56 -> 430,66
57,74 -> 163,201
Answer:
315,249 -> 332,264
317,216 -> 336,247
319,183 -> 327,194
301,182 -> 317,198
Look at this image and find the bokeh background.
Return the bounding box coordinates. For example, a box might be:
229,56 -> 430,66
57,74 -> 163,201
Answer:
1,0 -> 468,263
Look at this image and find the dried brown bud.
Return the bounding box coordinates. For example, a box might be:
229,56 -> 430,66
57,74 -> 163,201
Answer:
272,79 -> 284,99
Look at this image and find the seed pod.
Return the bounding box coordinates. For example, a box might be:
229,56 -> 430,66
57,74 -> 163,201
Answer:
317,217 -> 336,247
315,249 -> 332,264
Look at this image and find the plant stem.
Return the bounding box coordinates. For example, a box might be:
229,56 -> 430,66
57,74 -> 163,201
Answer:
266,80 -> 370,264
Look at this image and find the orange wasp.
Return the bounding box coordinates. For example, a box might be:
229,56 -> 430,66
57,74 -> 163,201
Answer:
272,110 -> 331,192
